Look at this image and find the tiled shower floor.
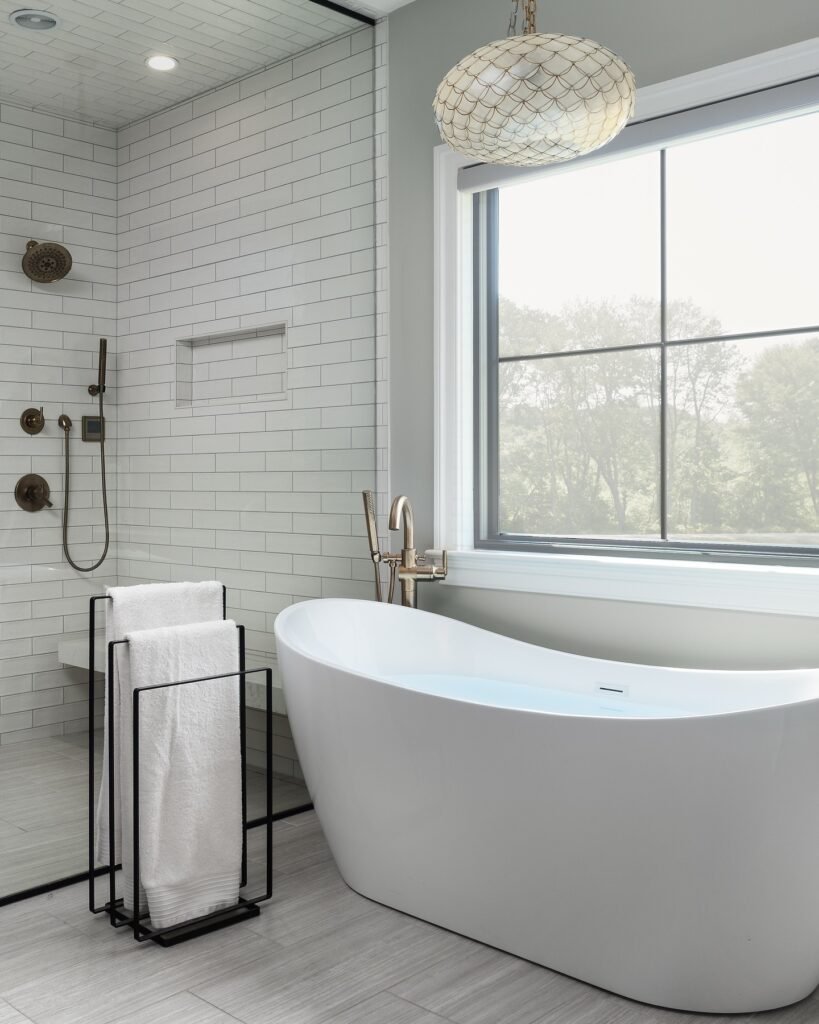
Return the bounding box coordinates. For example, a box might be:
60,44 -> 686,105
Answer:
0,732 -> 309,900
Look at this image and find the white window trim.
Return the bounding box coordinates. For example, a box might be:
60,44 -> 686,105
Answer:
433,35 -> 819,618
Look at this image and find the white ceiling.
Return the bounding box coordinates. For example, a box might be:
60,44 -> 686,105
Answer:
0,0 -> 369,129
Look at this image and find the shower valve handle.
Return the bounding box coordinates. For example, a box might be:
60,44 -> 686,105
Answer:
20,407 -> 45,435
15,474 -> 53,512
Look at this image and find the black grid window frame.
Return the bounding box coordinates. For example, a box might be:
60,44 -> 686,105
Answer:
473,161 -> 819,567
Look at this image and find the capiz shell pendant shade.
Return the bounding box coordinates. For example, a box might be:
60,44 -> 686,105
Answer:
433,32 -> 636,167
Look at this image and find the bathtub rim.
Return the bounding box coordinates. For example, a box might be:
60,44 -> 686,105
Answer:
274,598 -> 819,724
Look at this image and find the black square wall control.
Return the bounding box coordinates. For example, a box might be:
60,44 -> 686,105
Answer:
82,415 -> 104,442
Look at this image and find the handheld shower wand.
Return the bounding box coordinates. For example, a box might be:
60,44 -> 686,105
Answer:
362,490 -> 405,604
60,339 -> 110,573
362,490 -> 383,602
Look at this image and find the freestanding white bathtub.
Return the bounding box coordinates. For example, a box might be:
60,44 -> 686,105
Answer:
274,598 -> 819,1014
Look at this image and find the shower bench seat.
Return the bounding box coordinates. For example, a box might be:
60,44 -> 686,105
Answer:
57,632 -> 287,714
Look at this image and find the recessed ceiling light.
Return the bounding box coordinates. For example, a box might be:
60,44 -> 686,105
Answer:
9,9 -> 59,30
146,54 -> 178,72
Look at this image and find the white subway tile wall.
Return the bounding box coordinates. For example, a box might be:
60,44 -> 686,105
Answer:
117,27 -> 381,669
0,106 -> 118,745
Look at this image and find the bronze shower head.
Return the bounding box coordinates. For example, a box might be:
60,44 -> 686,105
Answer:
22,239 -> 72,283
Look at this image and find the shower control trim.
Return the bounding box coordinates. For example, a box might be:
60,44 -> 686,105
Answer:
82,415 -> 104,442
15,474 -> 53,512
20,407 -> 45,434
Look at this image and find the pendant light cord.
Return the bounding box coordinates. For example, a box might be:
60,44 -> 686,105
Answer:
508,0 -> 536,36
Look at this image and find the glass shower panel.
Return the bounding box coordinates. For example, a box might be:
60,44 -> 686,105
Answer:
0,346 -> 116,897
0,0 -> 379,902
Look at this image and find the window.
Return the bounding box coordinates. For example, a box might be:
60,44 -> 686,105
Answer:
471,98 -> 819,563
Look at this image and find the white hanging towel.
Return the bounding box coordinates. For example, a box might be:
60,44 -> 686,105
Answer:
94,581 -> 224,898
126,619 -> 242,929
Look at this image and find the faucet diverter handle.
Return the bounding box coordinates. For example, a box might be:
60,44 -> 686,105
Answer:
20,407 -> 45,435
420,549 -> 448,576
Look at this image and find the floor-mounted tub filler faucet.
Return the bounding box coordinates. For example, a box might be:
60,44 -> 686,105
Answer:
362,491 -> 447,608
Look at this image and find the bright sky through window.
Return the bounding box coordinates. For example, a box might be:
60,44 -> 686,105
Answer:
498,109 -> 819,339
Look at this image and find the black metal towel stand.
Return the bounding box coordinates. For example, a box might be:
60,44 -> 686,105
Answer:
87,587 -> 273,946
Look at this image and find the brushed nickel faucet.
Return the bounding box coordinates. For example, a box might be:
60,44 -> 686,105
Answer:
362,491 -> 447,608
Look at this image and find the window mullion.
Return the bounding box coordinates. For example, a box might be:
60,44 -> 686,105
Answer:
473,190 -> 501,544
486,189 -> 500,539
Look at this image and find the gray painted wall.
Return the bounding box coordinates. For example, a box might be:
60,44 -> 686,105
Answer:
421,585 -> 819,670
388,0 -> 819,662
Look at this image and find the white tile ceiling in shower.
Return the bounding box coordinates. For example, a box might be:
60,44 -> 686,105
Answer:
338,0 -> 415,14
0,0 -> 366,129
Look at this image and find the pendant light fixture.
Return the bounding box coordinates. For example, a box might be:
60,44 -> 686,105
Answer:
433,0 -> 636,167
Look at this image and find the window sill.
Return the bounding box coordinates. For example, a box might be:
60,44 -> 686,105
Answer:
442,549 -> 819,618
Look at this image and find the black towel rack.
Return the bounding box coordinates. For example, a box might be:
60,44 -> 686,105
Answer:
87,588 -> 273,945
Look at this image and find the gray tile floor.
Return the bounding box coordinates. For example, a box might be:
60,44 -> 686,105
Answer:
0,811 -> 817,1024
0,734 -> 93,899
0,732 -> 308,900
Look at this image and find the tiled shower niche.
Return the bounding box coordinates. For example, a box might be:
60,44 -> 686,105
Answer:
176,324 -> 288,408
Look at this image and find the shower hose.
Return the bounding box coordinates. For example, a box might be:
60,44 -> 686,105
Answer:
61,384 -> 110,572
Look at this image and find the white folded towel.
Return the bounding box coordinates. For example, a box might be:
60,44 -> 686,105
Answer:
126,620 -> 242,929
95,581 -> 224,883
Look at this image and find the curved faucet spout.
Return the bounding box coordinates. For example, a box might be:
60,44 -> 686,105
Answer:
380,493 -> 446,609
388,495 -> 414,552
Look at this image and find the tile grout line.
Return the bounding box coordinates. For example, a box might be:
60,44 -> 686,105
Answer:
1,995 -> 36,1024
189,991 -> 253,1023
387,992 -> 454,1023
